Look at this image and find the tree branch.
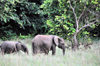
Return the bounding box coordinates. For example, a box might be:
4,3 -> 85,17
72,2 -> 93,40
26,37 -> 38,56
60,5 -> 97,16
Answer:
69,0 -> 79,31
87,8 -> 99,17
69,0 -> 78,22
78,8 -> 85,22
78,21 -> 98,32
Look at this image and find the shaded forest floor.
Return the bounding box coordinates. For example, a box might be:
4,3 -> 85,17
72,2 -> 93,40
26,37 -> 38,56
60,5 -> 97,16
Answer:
0,38 -> 100,66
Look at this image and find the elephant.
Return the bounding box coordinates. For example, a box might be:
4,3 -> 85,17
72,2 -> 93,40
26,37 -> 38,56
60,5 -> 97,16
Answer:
32,35 -> 66,55
0,41 -> 28,55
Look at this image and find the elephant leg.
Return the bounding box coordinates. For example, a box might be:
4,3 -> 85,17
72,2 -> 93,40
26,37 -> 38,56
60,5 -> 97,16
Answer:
40,46 -> 48,55
10,49 -> 14,54
10,51 -> 13,54
33,48 -> 36,54
52,45 -> 56,55
44,49 -> 49,55
6,48 -> 13,54
15,47 -> 17,52
1,49 -> 4,55
33,47 -> 38,55
42,44 -> 50,55
32,43 -> 37,55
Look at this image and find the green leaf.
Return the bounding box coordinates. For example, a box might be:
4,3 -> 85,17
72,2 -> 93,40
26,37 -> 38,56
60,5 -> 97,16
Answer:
83,31 -> 89,35
90,24 -> 95,28
63,25 -> 69,30
46,19 -> 54,27
67,22 -> 73,26
49,29 -> 54,32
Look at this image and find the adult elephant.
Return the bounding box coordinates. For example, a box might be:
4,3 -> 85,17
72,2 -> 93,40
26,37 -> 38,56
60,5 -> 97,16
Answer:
0,41 -> 28,55
32,35 -> 66,55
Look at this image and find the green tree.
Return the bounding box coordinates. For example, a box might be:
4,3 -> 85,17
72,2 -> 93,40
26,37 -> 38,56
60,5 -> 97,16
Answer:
41,0 -> 100,50
0,0 -> 47,39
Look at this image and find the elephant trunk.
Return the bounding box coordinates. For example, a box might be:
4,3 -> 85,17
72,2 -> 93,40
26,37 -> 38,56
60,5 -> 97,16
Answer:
0,45 -> 1,48
26,50 -> 29,54
62,46 -> 66,55
63,48 -> 65,55
0,45 -> 1,51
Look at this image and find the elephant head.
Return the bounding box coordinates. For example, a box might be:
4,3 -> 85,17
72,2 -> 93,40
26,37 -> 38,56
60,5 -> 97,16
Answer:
53,36 -> 66,55
16,41 -> 29,54
20,44 -> 29,54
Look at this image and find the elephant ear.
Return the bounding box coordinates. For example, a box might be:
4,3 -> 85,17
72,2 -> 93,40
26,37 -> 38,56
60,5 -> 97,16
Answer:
53,36 -> 60,46
16,42 -> 22,51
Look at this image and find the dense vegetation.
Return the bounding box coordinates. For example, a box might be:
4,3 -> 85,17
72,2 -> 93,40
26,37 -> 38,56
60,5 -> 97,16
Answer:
0,0 -> 47,39
0,0 -> 100,49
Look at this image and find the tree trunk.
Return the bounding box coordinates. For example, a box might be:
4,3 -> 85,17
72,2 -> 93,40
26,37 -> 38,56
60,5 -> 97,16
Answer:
72,33 -> 79,51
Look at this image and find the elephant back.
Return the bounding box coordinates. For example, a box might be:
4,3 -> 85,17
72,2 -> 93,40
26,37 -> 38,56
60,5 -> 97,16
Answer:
1,41 -> 16,48
32,35 -> 53,45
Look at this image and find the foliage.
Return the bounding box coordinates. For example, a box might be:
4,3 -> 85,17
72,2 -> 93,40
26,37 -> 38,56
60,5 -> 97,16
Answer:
0,0 -> 47,40
18,34 -> 31,39
41,0 -> 100,40
0,0 -> 99,40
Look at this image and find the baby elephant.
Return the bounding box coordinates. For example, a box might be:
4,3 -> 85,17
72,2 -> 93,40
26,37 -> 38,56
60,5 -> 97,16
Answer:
0,41 -> 28,55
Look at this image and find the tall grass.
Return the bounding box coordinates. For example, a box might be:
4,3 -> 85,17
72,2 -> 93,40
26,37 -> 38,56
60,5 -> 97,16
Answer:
0,38 -> 100,66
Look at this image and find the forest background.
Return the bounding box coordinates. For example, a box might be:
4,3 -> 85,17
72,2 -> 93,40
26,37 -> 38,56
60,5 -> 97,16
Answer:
0,0 -> 100,49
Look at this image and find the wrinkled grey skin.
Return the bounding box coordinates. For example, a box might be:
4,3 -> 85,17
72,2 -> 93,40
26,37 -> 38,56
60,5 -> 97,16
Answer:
0,41 -> 28,55
32,35 -> 66,55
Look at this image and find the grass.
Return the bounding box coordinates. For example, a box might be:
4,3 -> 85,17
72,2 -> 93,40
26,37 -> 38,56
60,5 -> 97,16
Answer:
0,38 -> 100,66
